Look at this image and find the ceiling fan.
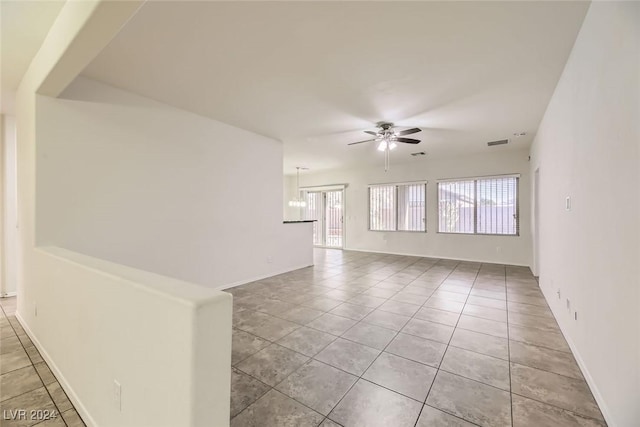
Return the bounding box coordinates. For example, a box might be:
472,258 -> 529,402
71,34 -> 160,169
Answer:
348,122 -> 422,171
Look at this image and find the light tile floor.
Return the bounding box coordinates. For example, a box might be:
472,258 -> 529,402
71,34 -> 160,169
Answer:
0,248 -> 607,427
0,297 -> 85,427
229,249 -> 606,427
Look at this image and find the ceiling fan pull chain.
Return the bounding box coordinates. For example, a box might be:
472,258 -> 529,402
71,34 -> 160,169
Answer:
385,146 -> 389,172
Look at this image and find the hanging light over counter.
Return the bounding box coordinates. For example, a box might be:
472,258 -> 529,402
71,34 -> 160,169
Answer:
288,166 -> 308,207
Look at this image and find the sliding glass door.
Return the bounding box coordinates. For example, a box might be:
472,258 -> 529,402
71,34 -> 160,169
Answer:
304,190 -> 344,248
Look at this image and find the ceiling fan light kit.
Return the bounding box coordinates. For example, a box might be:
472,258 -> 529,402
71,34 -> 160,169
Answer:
348,122 -> 423,172
377,140 -> 397,152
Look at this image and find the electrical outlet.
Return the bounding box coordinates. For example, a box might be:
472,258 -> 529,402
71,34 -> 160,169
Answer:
266,256 -> 273,264
557,289 -> 561,299
113,380 -> 121,411
565,196 -> 572,211
574,311 -> 578,321
566,299 -> 570,310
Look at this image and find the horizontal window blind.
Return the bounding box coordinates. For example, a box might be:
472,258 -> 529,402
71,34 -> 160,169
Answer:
438,176 -> 519,235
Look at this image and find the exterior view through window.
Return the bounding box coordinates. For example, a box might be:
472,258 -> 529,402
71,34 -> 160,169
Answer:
369,183 -> 426,232
437,175 -> 519,235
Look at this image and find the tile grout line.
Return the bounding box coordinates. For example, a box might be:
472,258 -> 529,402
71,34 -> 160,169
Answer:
507,389 -> 607,424
0,302 -> 72,427
316,256 -> 444,426
232,252 -> 600,426
505,269 -> 606,423
505,265 -> 515,427
316,257 -> 465,425
256,327 -> 525,401
374,259 -> 503,425
231,327 -> 344,422
241,296 -> 563,355
235,278 -> 567,397
232,254 -> 428,424
412,259 -> 483,427
231,255 -> 438,424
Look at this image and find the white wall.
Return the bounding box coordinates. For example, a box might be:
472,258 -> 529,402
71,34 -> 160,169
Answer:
38,77 -> 313,290
529,2 -> 639,426
287,149 -> 532,266
1,114 -> 18,296
0,115 -> 4,296
23,247 -> 232,427
11,2 -> 238,426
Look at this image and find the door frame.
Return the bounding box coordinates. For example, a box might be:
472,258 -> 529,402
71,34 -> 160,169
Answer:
302,187 -> 346,249
323,189 -> 344,249
533,167 -> 540,277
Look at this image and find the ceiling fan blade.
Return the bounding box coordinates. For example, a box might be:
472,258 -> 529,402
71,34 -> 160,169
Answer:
364,130 -> 378,136
395,137 -> 421,144
397,127 -> 422,136
348,139 -> 376,145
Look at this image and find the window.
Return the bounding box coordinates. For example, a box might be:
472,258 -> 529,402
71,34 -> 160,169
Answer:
369,185 -> 396,231
369,183 -> 426,232
438,175 -> 519,235
398,183 -> 426,231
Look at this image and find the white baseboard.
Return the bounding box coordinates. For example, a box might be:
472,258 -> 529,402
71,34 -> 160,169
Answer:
214,262 -> 314,291
537,286 -> 614,426
15,312 -> 97,427
342,247 -> 531,268
12,262 -> 314,427
562,332 -> 614,426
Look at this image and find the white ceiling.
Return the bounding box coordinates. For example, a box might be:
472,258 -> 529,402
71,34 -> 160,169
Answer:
80,1 -> 589,174
1,0 -> 65,114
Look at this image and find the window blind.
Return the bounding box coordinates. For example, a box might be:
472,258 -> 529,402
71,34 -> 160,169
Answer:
397,183 -> 426,232
369,185 -> 396,231
369,182 -> 426,232
438,176 -> 519,235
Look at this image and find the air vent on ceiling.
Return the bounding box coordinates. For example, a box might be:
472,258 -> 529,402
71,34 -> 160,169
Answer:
487,139 -> 509,147
411,151 -> 426,156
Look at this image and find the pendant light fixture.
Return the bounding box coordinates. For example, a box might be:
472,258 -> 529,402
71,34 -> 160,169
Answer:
288,167 -> 308,207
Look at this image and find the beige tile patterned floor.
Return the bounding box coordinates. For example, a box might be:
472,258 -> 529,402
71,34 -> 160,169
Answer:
229,249 -> 607,427
0,248 -> 608,427
0,297 -> 85,427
